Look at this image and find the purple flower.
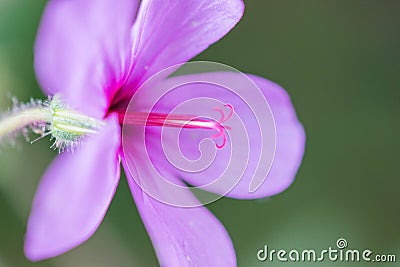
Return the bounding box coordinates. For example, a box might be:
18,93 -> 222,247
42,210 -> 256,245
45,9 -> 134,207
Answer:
25,0 -> 305,266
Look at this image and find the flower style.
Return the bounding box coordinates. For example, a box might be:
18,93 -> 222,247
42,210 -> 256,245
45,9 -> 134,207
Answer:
24,0 -> 305,266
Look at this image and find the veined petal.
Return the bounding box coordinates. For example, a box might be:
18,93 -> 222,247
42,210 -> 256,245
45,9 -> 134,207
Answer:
130,72 -> 305,199
116,0 -> 244,101
121,157 -> 236,266
34,0 -> 139,117
24,115 -> 121,261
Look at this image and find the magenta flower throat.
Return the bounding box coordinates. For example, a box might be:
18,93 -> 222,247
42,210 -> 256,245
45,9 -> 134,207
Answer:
0,0 -> 305,266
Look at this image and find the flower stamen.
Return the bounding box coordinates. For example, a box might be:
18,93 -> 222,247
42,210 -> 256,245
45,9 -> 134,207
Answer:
117,103 -> 234,149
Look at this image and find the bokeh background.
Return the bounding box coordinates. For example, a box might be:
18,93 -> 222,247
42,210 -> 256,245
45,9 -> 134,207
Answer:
0,0 -> 399,266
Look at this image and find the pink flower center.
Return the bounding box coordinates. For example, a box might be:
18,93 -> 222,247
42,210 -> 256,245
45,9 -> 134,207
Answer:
112,104 -> 234,149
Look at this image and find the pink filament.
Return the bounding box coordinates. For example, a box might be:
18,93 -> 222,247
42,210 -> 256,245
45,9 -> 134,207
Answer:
113,104 -> 234,149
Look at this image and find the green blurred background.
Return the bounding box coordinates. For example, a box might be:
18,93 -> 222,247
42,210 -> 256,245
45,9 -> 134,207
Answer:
0,0 -> 399,266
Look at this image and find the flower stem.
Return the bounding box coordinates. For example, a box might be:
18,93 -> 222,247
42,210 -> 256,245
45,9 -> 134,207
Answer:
0,107 -> 51,140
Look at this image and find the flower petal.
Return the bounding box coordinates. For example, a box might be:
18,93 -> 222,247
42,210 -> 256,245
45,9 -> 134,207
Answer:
128,72 -> 305,199
117,0 -> 244,100
34,0 -> 139,117
122,158 -> 236,266
24,115 -> 121,261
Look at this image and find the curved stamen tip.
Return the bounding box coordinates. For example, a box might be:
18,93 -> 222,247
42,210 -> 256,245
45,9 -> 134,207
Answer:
211,125 -> 227,149
210,103 -> 234,149
223,103 -> 234,122
212,102 -> 234,124
116,102 -> 235,149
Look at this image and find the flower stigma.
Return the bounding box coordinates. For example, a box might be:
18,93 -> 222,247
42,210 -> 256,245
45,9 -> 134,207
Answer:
113,103 -> 234,149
